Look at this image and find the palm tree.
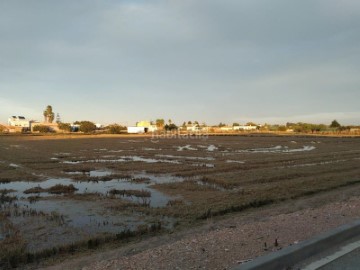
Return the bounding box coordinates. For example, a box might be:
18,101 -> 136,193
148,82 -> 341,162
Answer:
43,105 -> 55,123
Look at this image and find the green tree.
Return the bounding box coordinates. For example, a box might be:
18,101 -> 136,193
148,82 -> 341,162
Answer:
79,121 -> 96,133
58,123 -> 71,132
187,121 -> 192,125
278,125 -> 287,132
233,123 -> 240,126
33,125 -> 53,133
286,122 -> 295,127
43,105 -> 55,123
330,120 -> 341,129
165,123 -> 178,131
107,124 -> 125,134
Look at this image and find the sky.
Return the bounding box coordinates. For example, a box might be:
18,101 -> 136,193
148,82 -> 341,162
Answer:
0,0 -> 359,126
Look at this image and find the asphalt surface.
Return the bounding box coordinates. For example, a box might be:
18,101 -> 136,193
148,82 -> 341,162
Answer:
300,239 -> 360,270
318,247 -> 360,270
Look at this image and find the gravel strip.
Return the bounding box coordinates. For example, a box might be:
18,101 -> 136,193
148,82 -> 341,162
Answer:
68,197 -> 360,270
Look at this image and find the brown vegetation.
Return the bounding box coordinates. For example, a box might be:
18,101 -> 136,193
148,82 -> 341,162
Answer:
0,135 -> 359,268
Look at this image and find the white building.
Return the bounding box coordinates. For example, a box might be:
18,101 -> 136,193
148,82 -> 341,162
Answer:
127,126 -> 147,134
233,125 -> 258,131
220,126 -> 234,132
186,124 -> 201,132
135,121 -> 158,132
8,116 -> 30,128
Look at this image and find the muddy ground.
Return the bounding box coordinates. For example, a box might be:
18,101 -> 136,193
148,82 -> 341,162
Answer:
0,134 -> 359,269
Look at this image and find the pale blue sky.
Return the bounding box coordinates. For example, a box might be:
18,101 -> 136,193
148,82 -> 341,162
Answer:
0,0 -> 359,125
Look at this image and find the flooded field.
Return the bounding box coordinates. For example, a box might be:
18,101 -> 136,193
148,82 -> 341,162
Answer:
0,134 -> 359,268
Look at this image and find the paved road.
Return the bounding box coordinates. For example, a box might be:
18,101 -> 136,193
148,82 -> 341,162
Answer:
301,239 -> 360,270
318,247 -> 360,270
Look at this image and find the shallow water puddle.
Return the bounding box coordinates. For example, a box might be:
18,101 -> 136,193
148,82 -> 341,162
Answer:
9,163 -> 21,168
226,160 -> 245,164
207,145 -> 218,152
191,163 -> 215,168
11,199 -> 146,232
177,145 -> 198,151
108,150 -> 123,153
64,170 -> 113,177
236,145 -> 316,153
156,154 -> 215,161
62,156 -> 181,164
0,173 -> 183,207
1,173 -> 181,250
143,147 -> 161,151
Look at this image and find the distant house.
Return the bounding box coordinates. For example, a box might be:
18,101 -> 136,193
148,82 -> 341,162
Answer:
8,116 -> 30,130
185,124 -> 209,133
186,124 -> 201,132
220,126 -> 234,132
127,126 -> 148,134
136,121 -> 157,132
233,125 -> 258,131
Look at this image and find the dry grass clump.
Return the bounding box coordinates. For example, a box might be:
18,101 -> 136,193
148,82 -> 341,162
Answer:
66,192 -> 104,201
166,199 -> 185,207
47,184 -> 78,194
24,186 -> 45,194
0,192 -> 17,204
0,217 -> 163,269
27,196 -> 41,203
131,177 -> 151,184
200,176 -> 237,189
153,180 -> 216,192
0,189 -> 16,194
62,167 -> 94,173
0,178 -> 11,184
109,189 -> 151,198
0,217 -> 26,269
24,184 -> 78,195
106,199 -> 141,210
0,173 -> 40,183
